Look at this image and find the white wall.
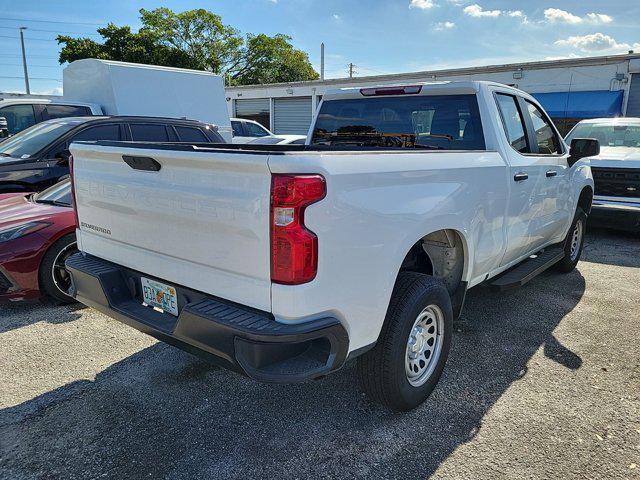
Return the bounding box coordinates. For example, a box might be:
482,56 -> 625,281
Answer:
226,58 -> 633,117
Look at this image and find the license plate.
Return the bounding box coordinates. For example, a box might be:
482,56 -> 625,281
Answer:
141,277 -> 179,316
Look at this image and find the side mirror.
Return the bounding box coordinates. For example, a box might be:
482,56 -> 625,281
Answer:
55,149 -> 72,165
568,138 -> 599,167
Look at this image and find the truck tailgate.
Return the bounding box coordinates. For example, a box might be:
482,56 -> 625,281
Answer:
70,143 -> 272,311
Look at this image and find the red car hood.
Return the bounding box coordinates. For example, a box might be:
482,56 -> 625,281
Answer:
0,193 -> 73,228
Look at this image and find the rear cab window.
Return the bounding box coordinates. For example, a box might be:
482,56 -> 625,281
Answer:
311,93 -> 485,150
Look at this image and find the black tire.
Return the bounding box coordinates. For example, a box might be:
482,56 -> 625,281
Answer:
39,233 -> 78,303
357,272 -> 453,411
556,207 -> 587,273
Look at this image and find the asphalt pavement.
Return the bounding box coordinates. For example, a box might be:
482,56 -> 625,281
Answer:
1,228 -> 639,479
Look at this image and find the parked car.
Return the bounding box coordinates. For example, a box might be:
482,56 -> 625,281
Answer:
0,179 -> 77,303
66,81 -> 596,411
248,135 -> 307,145
565,117 -> 640,231
0,115 -> 225,193
0,98 -> 101,137
231,117 -> 272,143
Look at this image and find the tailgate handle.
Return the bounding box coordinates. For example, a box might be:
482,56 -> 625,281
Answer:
122,155 -> 161,172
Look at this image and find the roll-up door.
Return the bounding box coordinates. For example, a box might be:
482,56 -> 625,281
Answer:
235,98 -> 270,130
273,97 -> 312,135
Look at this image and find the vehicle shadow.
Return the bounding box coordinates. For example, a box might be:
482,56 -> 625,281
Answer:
0,271 -> 585,479
0,301 -> 85,334
582,227 -> 640,268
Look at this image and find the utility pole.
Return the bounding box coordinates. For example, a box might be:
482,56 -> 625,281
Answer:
348,63 -> 356,78
19,27 -> 30,95
320,43 -> 325,81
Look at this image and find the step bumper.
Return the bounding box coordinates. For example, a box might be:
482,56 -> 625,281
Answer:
65,253 -> 349,383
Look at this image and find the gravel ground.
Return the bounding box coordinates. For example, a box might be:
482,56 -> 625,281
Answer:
1,228 -> 639,480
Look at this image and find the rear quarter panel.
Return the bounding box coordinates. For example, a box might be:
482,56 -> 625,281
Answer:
268,150 -> 509,351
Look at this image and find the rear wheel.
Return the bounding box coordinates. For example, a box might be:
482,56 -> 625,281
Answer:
357,272 -> 453,411
556,207 -> 587,273
39,234 -> 78,303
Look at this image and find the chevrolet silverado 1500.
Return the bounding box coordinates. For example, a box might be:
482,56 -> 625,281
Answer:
65,81 -> 598,411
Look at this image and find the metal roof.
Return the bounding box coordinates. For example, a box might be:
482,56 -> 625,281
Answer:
227,53 -> 640,91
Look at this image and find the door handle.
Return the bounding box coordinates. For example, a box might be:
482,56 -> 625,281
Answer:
514,172 -> 529,182
122,155 -> 161,172
546,170 -> 558,178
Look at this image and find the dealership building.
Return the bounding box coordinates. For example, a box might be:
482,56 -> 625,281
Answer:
226,52 -> 640,136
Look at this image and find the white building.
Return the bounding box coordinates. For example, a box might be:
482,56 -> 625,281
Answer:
226,52 -> 640,135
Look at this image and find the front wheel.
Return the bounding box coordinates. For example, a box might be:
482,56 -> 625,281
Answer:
357,272 -> 453,411
556,207 -> 587,273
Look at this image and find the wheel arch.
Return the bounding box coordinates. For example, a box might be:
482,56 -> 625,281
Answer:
577,185 -> 594,215
396,228 -> 471,296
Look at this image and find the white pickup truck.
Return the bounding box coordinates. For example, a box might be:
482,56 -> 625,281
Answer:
66,81 -> 598,411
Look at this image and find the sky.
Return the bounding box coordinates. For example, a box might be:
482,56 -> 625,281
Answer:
0,0 -> 638,95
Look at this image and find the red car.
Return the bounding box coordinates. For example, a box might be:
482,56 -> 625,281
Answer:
0,179 -> 77,303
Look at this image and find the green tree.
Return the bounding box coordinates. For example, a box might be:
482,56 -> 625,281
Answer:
57,8 -> 318,85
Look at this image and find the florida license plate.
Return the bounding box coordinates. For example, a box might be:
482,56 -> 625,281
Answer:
141,277 -> 179,316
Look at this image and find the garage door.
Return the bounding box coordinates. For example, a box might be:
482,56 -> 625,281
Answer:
273,97 -> 312,135
627,74 -> 640,117
235,98 -> 270,129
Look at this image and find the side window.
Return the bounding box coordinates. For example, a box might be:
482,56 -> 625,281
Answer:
0,104 -> 36,135
45,104 -> 92,120
495,93 -> 529,153
244,121 -> 270,137
72,124 -> 121,142
175,126 -> 208,142
524,101 -> 561,154
231,120 -> 243,136
130,124 -> 169,142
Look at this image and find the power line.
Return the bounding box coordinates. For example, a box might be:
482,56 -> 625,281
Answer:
0,63 -> 61,68
0,75 -> 61,81
0,53 -> 57,58
0,16 -> 105,27
0,26 -> 101,37
0,34 -> 59,42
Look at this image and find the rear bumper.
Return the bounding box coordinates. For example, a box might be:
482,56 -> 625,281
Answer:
65,253 -> 349,383
590,197 -> 640,231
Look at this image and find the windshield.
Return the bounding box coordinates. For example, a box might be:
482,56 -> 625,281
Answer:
33,179 -> 72,206
0,119 -> 84,158
565,123 -> 640,148
311,94 -> 485,150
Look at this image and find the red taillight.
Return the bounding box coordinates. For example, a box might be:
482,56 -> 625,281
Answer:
360,85 -> 422,96
271,174 -> 326,285
69,154 -> 79,228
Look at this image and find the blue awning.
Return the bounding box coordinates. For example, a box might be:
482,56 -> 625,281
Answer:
531,90 -> 624,118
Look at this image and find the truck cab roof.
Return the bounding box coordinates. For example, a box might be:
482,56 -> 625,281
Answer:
322,80 -> 527,101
